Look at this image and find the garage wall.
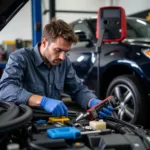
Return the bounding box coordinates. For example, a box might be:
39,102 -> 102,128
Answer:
0,0 -> 150,43
116,0 -> 150,15
42,0 -> 109,28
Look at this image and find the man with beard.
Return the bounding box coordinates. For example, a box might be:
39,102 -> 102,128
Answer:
0,19 -> 113,118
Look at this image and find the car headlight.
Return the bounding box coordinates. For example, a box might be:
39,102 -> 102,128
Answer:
142,49 -> 150,58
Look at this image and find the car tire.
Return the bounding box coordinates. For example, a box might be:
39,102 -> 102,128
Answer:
106,75 -> 148,127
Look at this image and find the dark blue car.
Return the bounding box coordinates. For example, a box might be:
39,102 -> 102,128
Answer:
69,17 -> 150,126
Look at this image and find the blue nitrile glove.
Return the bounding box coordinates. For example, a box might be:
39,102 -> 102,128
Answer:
89,98 -> 113,118
40,97 -> 68,117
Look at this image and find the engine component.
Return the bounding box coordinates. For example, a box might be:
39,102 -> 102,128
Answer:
47,126 -> 102,140
48,116 -> 70,124
89,120 -> 106,130
0,101 -> 150,150
0,104 -> 32,133
0,101 -> 19,122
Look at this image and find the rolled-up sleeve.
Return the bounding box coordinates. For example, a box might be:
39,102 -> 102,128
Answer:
0,52 -> 33,104
64,58 -> 97,110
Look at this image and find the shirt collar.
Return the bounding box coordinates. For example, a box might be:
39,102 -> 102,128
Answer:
33,42 -> 43,66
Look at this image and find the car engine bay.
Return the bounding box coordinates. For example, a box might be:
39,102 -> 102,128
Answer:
1,101 -> 150,150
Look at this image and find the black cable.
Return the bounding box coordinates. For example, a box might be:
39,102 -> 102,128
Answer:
106,120 -> 130,134
96,28 -> 105,98
0,101 -> 19,122
107,117 -> 137,130
132,129 -> 150,150
107,117 -> 150,149
0,105 -> 32,133
83,56 -> 97,80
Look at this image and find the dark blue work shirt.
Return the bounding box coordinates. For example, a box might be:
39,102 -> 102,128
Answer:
0,43 -> 96,110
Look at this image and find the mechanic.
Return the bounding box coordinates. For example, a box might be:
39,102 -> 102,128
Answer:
0,19 -> 113,118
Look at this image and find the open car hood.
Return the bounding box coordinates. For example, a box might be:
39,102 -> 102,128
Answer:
0,0 -> 29,31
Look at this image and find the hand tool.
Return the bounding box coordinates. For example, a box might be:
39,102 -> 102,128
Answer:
75,96 -> 115,122
47,126 -> 103,140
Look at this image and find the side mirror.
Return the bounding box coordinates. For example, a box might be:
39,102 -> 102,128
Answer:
74,30 -> 89,42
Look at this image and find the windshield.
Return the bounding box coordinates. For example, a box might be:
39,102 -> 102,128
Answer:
89,18 -> 150,39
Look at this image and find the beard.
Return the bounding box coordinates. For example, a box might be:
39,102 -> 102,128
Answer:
41,47 -> 52,67
51,59 -> 62,65
44,48 -> 62,66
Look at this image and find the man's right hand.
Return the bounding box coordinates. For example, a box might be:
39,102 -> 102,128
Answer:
40,97 -> 68,117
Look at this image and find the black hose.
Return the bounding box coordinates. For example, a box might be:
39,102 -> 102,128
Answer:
106,117 -> 150,149
106,120 -> 128,134
0,101 -> 19,122
107,117 -> 138,130
0,104 -> 32,133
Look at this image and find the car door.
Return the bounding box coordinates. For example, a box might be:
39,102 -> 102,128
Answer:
68,21 -> 95,81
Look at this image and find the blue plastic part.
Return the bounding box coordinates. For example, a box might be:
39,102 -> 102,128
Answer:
36,119 -> 47,124
31,0 -> 42,46
47,127 -> 81,140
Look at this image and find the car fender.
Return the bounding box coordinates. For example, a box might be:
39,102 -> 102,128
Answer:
102,59 -> 144,78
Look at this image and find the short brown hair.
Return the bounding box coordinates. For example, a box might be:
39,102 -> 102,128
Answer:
42,19 -> 78,44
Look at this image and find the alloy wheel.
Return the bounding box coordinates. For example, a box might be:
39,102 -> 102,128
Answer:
109,84 -> 135,122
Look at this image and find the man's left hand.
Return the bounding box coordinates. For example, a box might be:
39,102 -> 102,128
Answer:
89,98 -> 113,118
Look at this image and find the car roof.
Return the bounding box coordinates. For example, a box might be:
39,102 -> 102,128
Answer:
70,16 -> 148,24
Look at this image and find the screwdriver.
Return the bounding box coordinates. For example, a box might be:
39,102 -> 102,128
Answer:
47,126 -> 103,140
